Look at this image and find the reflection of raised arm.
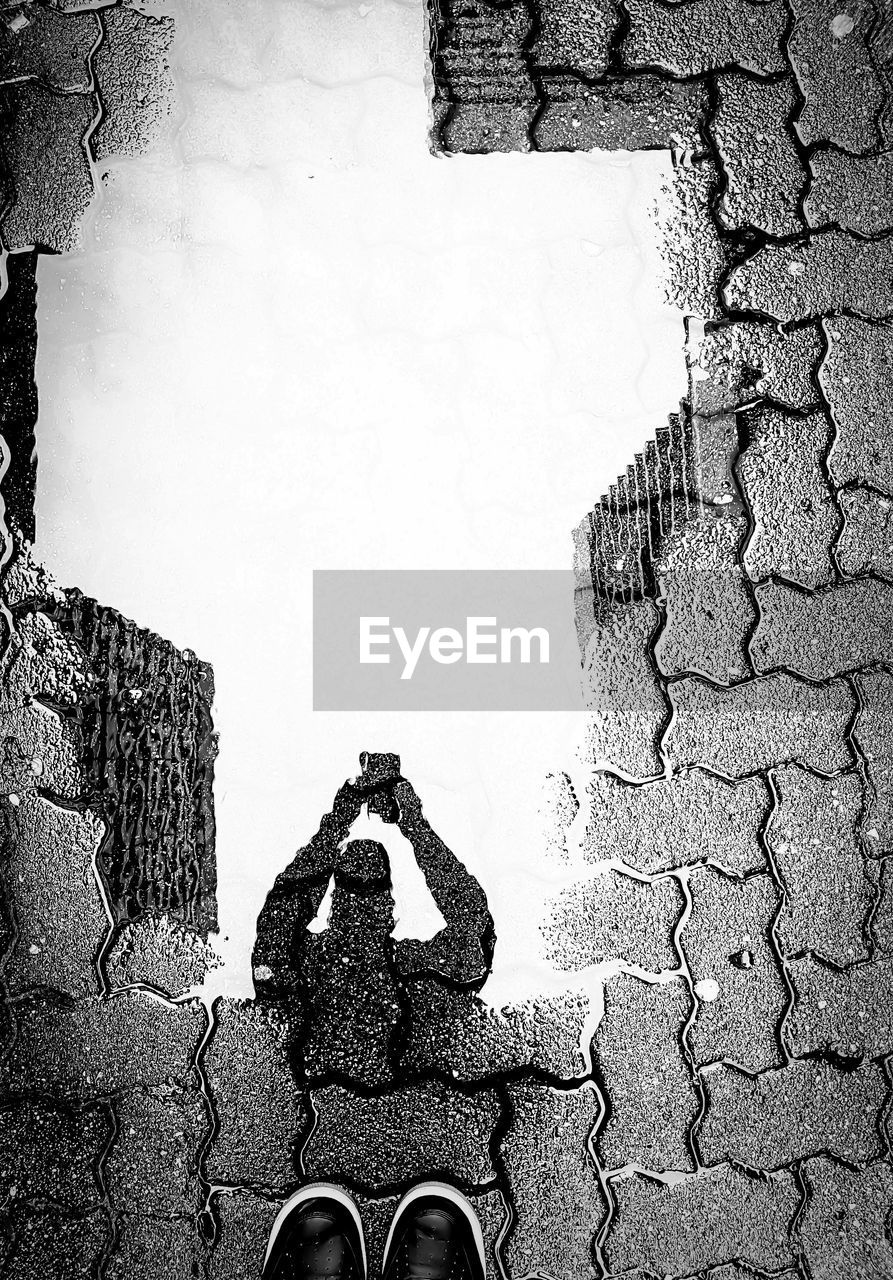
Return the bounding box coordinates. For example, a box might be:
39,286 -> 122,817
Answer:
392,779 -> 494,987
252,780 -> 363,998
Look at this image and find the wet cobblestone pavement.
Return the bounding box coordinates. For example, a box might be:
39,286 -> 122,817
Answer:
3,0 -> 893,1276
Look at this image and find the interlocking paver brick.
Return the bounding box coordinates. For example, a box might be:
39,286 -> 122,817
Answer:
533,75 -> 707,153
822,317 -> 893,493
208,1190 -> 280,1280
605,1164 -> 800,1276
685,868 -> 786,1072
689,321 -> 822,417
502,1081 -> 603,1280
665,673 -> 855,778
544,869 -> 683,974
594,974 -> 697,1172
400,981 -> 589,1082
656,515 -> 754,683
621,0 -> 787,77
0,7 -> 98,92
580,768 -> 769,877
105,914 -> 218,998
106,1086 -> 206,1216
854,669 -> 893,856
799,1156 -> 893,1280
0,698 -> 83,803
0,1208 -> 109,1280
0,992 -> 205,1102
769,765 -> 872,964
302,1081 -> 501,1191
714,75 -> 805,238
838,486 -> 893,579
203,999 -> 305,1191
807,149 -> 893,236
581,601 -> 667,778
872,857 -> 893,951
4,791 -> 106,998
725,231 -> 893,323
788,953 -> 893,1059
737,405 -> 837,587
753,578 -> 893,679
0,1100 -> 109,1209
788,0 -> 885,153
0,84 -> 96,254
653,159 -> 731,321
532,0 -> 619,78
105,1214 -> 205,1280
91,6 -> 175,161
699,1058 -> 885,1169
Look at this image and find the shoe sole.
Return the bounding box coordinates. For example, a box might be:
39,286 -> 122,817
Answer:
262,1182 -> 367,1278
382,1181 -> 487,1279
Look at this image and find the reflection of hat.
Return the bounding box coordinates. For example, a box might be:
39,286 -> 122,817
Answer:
334,838 -> 391,889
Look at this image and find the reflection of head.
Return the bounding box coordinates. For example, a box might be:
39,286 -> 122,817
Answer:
334,838 -> 391,890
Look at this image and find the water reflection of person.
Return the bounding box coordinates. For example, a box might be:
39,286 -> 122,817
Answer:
252,753 -> 494,1089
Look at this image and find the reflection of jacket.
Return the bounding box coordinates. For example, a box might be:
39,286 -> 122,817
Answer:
251,755 -> 495,1087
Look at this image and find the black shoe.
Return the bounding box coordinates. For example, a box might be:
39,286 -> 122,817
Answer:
263,1184 -> 367,1280
381,1183 -> 486,1280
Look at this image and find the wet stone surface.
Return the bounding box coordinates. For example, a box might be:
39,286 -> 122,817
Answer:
580,600 -> 667,779
104,914 -> 219,998
620,0 -> 787,78
0,1100 -> 110,1210
837,486 -> 893,579
684,868 -> 786,1073
664,673 -> 855,778
594,973 -> 697,1173
726,231 -> 893,324
737,405 -> 837,588
105,1215 -> 205,1280
656,515 -> 754,684
854,669 -> 893,857
688,321 -> 822,417
788,0 -> 886,153
203,999 -> 306,1192
579,768 -> 769,877
3,791 -> 106,998
713,75 -> 805,238
502,1081 -> 603,1280
605,1164 -> 800,1277
0,84 -> 96,254
106,1085 -> 206,1216
399,981 -> 590,1083
0,991 -> 206,1102
698,1058 -> 885,1170
807,149 -> 893,236
0,6 -> 99,93
823,316 -> 893,494
799,1157 -> 893,1280
0,1208 -> 110,1280
533,74 -> 707,153
302,1081 -> 501,1192
532,0 -> 619,79
786,954 -> 893,1060
768,765 -> 872,966
91,6 -> 175,161
544,868 -> 683,975
752,577 -> 893,679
